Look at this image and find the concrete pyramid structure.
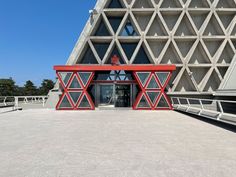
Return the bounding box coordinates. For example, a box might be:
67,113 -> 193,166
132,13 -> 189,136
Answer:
50,0 -> 236,103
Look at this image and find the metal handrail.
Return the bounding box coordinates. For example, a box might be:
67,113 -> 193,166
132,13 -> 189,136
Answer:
0,96 -> 48,110
171,97 -> 236,125
172,96 -> 236,104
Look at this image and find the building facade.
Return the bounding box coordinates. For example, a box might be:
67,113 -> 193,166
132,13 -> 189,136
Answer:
49,0 -> 236,110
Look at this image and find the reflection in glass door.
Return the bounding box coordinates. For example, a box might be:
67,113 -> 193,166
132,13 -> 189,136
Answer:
99,85 -> 114,107
98,84 -> 132,108
115,85 -> 131,107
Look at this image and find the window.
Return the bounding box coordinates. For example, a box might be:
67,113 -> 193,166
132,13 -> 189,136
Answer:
107,0 -> 123,8
156,95 -> 169,108
121,42 -> 138,60
137,95 -> 151,108
136,72 -> 150,86
78,72 -> 92,86
133,46 -> 151,64
59,95 -> 72,108
147,91 -> 160,105
94,71 -> 134,81
69,92 -> 82,105
79,46 -> 98,64
94,19 -> 110,36
93,42 -> 110,60
58,72 -> 72,86
156,72 -> 169,86
108,16 -> 123,33
69,76 -> 81,89
78,95 -> 91,108
120,20 -> 138,36
147,76 -> 159,89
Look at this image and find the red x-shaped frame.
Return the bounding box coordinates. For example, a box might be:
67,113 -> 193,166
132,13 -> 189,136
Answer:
56,71 -> 95,110
133,71 -> 173,110
54,65 -> 176,111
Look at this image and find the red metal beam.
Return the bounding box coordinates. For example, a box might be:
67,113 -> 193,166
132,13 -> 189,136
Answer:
54,65 -> 176,71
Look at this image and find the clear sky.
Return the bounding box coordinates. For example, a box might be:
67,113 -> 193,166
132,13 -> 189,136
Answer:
0,0 -> 97,86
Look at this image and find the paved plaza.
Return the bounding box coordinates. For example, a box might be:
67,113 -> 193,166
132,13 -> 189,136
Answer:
0,109 -> 235,177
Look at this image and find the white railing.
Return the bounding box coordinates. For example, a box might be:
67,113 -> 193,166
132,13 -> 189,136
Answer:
0,96 -> 48,110
171,97 -> 236,126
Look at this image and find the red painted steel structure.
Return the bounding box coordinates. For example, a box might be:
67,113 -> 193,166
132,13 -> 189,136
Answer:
54,65 -> 176,72
133,71 -> 172,110
56,71 -> 95,110
54,65 -> 176,110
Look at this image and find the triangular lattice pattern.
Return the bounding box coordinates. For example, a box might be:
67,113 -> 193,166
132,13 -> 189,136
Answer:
56,72 -> 95,110
71,0 -> 236,94
133,71 -> 172,109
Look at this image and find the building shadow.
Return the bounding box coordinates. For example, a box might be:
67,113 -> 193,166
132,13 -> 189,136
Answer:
176,110 -> 236,133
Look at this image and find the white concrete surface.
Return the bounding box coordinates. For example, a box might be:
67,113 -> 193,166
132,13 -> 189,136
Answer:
0,109 -> 235,177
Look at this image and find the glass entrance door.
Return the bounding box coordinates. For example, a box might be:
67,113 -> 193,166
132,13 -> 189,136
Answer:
99,85 -> 114,107
98,84 -> 131,108
115,85 -> 131,107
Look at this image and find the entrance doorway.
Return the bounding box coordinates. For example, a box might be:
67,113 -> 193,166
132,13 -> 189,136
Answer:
98,84 -> 132,108
99,85 -> 114,107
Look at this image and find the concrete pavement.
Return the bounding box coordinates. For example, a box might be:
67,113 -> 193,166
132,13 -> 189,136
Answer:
0,109 -> 235,177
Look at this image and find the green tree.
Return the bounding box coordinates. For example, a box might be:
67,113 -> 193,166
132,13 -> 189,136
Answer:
0,78 -> 17,96
24,80 -> 38,96
39,79 -> 54,95
15,86 -> 25,96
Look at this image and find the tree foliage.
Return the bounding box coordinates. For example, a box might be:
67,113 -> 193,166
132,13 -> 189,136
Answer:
0,78 -> 54,96
0,78 -> 17,96
39,79 -> 55,95
24,80 -> 38,96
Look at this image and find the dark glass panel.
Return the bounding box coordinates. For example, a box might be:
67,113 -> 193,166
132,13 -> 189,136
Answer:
147,92 -> 160,105
99,85 -> 114,105
78,95 -> 91,108
157,95 -> 169,108
134,84 -> 140,99
69,92 -> 82,104
93,42 -> 110,60
156,72 -> 169,86
58,72 -> 72,86
79,47 -> 98,64
133,46 -> 151,64
94,71 -> 111,81
136,72 -> 150,86
69,76 -> 81,89
121,42 -> 138,60
147,76 -> 159,89
59,95 -> 72,108
78,72 -> 92,86
125,73 -> 134,81
137,95 -> 150,108
115,85 -> 131,107
87,84 -> 96,104
94,19 -> 110,36
108,16 -> 123,32
107,0 -> 123,8
94,71 -> 134,81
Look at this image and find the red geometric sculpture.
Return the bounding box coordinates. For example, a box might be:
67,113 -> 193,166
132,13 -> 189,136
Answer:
56,71 -> 95,110
133,71 -> 172,110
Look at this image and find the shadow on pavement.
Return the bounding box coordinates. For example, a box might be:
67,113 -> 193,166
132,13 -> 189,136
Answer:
176,110 -> 236,133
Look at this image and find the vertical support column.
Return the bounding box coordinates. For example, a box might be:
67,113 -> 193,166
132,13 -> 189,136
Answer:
14,97 -> 19,109
133,71 -> 173,110
56,71 -> 95,110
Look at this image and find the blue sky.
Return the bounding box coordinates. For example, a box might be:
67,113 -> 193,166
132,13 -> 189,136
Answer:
0,0 -> 96,86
